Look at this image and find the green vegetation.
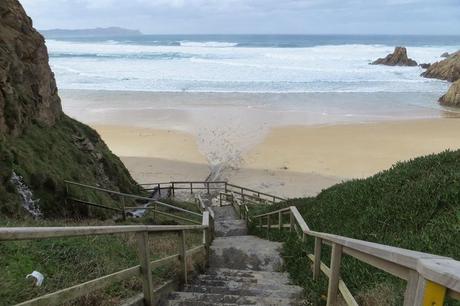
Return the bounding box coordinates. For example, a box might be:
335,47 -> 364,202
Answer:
250,150 -> 460,305
0,214 -> 204,305
0,115 -> 141,218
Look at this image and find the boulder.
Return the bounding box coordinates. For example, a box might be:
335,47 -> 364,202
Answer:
371,47 -> 418,66
441,52 -> 450,58
419,63 -> 431,69
421,51 -> 460,82
439,80 -> 460,107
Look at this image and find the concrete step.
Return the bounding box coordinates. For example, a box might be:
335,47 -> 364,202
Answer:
199,268 -> 292,284
183,283 -> 303,299
210,236 -> 283,271
215,219 -> 248,237
166,291 -> 301,306
213,206 -> 239,220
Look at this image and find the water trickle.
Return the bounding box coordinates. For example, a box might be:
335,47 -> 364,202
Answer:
10,171 -> 42,218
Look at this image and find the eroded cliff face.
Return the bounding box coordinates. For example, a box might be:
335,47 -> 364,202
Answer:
439,80 -> 460,107
0,0 -> 140,217
0,0 -> 62,136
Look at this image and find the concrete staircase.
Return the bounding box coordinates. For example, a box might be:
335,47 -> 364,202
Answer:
165,201 -> 304,305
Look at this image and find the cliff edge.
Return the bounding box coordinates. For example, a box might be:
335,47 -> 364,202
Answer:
0,0 -> 140,217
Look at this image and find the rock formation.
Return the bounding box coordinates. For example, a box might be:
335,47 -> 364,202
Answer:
0,0 -> 140,217
419,63 -> 431,69
421,51 -> 460,82
439,80 -> 460,107
0,0 -> 62,136
441,52 -> 450,58
371,47 -> 418,66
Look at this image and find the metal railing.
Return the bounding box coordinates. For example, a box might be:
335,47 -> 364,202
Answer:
252,206 -> 460,306
0,211 -> 213,306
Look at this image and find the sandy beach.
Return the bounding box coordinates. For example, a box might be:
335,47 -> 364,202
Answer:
92,117 -> 460,198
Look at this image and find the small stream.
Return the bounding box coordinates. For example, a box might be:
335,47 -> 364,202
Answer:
10,171 -> 42,218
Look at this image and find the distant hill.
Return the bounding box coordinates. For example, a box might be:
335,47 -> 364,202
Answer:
40,27 -> 143,38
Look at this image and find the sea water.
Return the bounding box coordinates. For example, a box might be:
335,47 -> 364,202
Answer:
46,34 -> 460,94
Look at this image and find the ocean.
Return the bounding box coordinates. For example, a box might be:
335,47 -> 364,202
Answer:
45,34 -> 460,94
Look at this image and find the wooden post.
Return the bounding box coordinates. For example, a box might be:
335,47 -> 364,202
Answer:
259,216 -> 262,228
172,182 -> 175,197
190,182 -> 193,194
158,183 -> 161,197
267,215 -> 271,237
224,182 -> 228,193
206,182 -> 210,194
178,230 -> 187,284
278,212 -> 282,230
121,196 -> 126,221
313,237 -> 322,280
136,231 -> 154,306
327,243 -> 343,306
219,194 -> 223,207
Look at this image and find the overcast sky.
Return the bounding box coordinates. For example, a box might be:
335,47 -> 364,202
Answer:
20,0 -> 460,35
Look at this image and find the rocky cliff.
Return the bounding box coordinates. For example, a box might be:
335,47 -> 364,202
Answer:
0,0 -> 140,217
371,47 -> 417,66
421,51 -> 460,82
439,80 -> 460,107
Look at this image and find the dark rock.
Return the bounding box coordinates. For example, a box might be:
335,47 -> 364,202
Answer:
439,80 -> 460,107
0,0 -> 62,136
419,63 -> 431,69
371,47 -> 418,66
421,51 -> 460,82
441,52 -> 450,58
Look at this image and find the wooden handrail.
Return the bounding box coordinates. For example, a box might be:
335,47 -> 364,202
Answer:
252,206 -> 460,305
65,180 -> 202,217
2,212 -> 213,306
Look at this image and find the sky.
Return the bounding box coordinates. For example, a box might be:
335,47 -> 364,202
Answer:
20,0 -> 460,35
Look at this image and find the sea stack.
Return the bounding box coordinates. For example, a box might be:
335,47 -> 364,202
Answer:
439,80 -> 460,107
421,51 -> 460,82
371,47 -> 418,66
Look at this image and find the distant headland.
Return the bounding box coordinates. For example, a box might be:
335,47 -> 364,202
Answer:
40,26 -> 143,38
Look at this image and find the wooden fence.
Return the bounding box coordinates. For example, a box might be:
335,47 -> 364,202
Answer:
0,211 -> 213,306
252,206 -> 460,306
140,181 -> 286,205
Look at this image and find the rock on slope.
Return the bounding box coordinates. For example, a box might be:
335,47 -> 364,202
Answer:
0,0 -> 140,217
421,51 -> 460,82
439,80 -> 460,107
371,47 -> 417,66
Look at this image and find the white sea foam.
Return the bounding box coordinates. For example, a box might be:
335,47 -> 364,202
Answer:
46,39 -> 458,93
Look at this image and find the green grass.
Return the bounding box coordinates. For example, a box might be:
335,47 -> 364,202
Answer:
0,115 -> 141,218
0,217 -> 204,306
249,150 -> 460,305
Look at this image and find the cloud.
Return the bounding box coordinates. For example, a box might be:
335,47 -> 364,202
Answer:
19,0 -> 460,34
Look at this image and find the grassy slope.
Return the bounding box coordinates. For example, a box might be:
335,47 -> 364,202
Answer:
0,199 -> 204,306
250,150 -> 460,305
0,115 -> 141,218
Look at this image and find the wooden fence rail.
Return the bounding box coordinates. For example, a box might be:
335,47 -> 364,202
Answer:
0,212 -> 213,306
252,206 -> 460,306
140,181 -> 286,205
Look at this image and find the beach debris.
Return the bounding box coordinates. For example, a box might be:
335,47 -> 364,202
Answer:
10,171 -> 42,218
26,271 -> 44,286
371,47 -> 417,66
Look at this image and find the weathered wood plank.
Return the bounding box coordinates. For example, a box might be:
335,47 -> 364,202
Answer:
327,243 -> 343,306
0,225 -> 207,241
137,232 -> 154,306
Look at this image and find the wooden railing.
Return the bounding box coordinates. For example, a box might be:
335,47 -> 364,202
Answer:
65,181 -> 202,224
218,192 -> 250,222
140,181 -> 286,205
0,212 -> 213,306
252,206 -> 460,306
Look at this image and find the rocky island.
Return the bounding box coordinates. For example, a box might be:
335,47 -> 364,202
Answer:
371,46 -> 417,66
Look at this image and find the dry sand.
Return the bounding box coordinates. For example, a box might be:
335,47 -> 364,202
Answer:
92,118 -> 460,198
